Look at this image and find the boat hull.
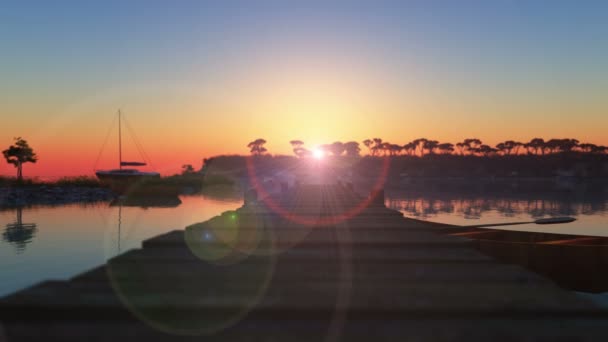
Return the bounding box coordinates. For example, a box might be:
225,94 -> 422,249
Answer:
441,227 -> 608,293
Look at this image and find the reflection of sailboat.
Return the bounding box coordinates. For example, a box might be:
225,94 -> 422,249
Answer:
95,110 -> 172,195
110,195 -> 182,209
2,207 -> 37,252
109,195 -> 181,253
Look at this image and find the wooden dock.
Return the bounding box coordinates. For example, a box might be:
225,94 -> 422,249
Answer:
1,185 -> 608,341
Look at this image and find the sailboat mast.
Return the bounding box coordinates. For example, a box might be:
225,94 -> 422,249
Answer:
118,110 -> 122,170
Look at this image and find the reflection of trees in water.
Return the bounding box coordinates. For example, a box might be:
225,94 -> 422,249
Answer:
2,207 -> 37,253
386,196 -> 608,220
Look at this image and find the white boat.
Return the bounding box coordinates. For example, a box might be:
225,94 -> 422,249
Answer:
95,110 -> 162,194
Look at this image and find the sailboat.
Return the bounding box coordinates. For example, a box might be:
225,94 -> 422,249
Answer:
95,110 -> 164,194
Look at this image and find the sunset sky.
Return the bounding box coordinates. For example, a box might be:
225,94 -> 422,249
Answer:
1,1 -> 607,178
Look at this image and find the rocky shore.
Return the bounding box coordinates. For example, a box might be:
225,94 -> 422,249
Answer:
0,186 -> 114,208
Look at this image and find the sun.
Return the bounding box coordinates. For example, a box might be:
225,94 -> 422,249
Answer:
312,148 -> 324,160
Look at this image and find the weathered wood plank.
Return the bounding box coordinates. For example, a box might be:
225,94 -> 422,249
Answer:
2,277 -> 598,315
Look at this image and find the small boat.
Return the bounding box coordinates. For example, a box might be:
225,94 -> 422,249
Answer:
95,111 -> 175,196
438,225 -> 608,293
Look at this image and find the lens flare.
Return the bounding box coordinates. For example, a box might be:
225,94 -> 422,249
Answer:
245,156 -> 391,226
312,148 -> 324,159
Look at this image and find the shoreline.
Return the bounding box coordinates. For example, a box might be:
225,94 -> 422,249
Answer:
0,185 -> 114,208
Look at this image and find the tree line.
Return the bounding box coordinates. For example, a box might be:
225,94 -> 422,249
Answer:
247,137 -> 608,157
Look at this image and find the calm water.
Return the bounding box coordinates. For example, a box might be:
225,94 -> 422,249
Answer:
1,183 -> 608,297
0,194 -> 242,297
385,185 -> 608,237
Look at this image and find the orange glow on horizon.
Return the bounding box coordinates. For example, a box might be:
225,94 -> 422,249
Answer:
2,58 -> 607,179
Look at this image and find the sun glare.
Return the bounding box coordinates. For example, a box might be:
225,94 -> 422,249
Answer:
313,148 -> 324,160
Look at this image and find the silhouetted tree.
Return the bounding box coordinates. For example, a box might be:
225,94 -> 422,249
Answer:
578,143 -> 596,153
402,142 -> 416,156
362,139 -> 373,155
387,144 -> 402,156
437,143 -> 454,154
3,137 -> 37,181
525,138 -> 545,155
455,142 -> 466,155
545,139 -> 563,154
478,144 -> 498,157
411,138 -> 428,156
380,142 -> 391,156
502,140 -> 524,155
495,142 -> 508,155
371,138 -> 383,156
589,144 -> 607,154
423,140 -> 440,155
290,140 -> 306,157
181,164 -> 195,175
247,138 -> 267,155
462,138 -> 482,156
328,141 -> 345,156
289,140 -> 304,148
558,139 -> 579,153
343,141 -> 361,157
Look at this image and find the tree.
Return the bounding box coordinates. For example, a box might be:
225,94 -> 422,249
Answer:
362,139 -> 373,155
558,138 -> 579,153
525,138 -> 545,155
289,140 -> 304,148
455,142 -> 466,155
343,141 -> 361,157
495,142 -> 508,155
502,140 -> 524,155
423,140 -> 440,155
462,138 -> 482,155
478,144 -> 498,157
3,137 -> 38,181
578,143 -> 596,153
371,138 -> 383,156
389,144 -> 402,156
590,145 -> 606,154
290,140 -> 306,157
328,141 -> 345,156
437,143 -> 454,154
380,142 -> 391,156
247,138 -> 267,155
410,138 -> 428,156
402,142 -> 416,156
181,164 -> 195,175
545,139 -> 562,154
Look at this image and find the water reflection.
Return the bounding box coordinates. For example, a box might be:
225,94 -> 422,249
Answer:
0,193 -> 242,298
107,195 -> 182,254
110,195 -> 182,209
2,207 -> 37,253
386,196 -> 608,220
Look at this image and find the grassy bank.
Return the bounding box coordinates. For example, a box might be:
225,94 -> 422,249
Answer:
0,176 -> 105,188
0,173 -> 235,192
